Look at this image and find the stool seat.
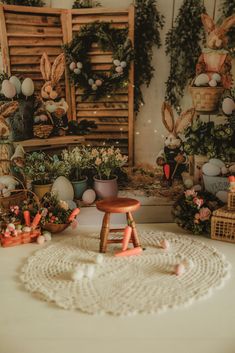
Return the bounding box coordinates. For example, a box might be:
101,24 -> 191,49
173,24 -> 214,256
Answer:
96,197 -> 140,214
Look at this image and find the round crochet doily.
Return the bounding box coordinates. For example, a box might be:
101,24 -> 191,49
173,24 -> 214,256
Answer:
20,231 -> 231,315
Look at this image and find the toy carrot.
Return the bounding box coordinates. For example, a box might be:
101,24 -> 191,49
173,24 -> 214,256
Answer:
68,208 -> 80,222
115,246 -> 143,257
23,210 -> 31,226
122,226 -> 132,251
31,212 -> 42,229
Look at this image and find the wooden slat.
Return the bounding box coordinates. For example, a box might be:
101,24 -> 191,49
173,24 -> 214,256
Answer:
76,95 -> 128,103
71,8 -> 129,15
11,55 -> 57,64
3,4 -> 62,14
73,23 -> 127,31
8,37 -> 63,46
7,33 -> 63,38
0,4 -> 11,75
7,24 -> 62,35
72,15 -> 128,24
9,46 -> 61,56
77,102 -> 128,109
5,12 -> 61,26
76,110 -> 129,117
76,87 -> 128,95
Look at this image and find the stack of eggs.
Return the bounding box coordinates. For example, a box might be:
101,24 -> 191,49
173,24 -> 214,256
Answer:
194,73 -> 221,87
202,159 -> 235,202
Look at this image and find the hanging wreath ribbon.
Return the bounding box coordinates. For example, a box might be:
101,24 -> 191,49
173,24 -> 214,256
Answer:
63,22 -> 134,100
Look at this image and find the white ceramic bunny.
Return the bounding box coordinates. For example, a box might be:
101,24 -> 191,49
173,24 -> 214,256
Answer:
196,13 -> 235,89
156,102 -> 195,186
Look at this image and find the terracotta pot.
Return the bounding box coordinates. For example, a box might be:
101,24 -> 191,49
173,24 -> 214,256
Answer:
72,176 -> 88,200
32,183 -> 52,200
93,176 -> 118,199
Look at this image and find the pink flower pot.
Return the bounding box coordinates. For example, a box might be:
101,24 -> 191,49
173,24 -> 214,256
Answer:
93,176 -> 118,199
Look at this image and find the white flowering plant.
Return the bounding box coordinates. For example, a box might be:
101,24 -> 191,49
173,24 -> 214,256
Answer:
91,146 -> 128,180
62,146 -> 91,181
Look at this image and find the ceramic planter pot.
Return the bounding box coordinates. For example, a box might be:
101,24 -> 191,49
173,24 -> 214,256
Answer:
93,176 -> 118,199
72,176 -> 88,200
32,183 -> 52,200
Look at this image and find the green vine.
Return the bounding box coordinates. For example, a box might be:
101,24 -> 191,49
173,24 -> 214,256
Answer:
218,0 -> 235,57
165,0 -> 205,109
72,0 -> 100,8
1,0 -> 44,6
134,0 -> 164,112
63,22 -> 133,101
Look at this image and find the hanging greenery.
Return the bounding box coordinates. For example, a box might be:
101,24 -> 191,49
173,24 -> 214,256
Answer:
1,0 -> 44,6
134,0 -> 164,112
165,0 -> 205,109
218,0 -> 235,56
72,0 -> 100,9
63,22 -> 133,101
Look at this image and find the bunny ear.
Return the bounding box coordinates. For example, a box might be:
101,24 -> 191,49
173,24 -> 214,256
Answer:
201,13 -> 215,33
0,101 -> 19,118
161,102 -> 175,133
175,108 -> 195,134
40,52 -> 51,81
51,53 -> 65,86
219,15 -> 235,34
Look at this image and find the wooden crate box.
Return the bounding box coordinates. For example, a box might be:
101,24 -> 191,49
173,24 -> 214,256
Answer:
211,206 -> 235,243
228,192 -> 235,211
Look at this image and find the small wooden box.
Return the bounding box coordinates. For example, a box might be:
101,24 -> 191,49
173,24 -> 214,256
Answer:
211,206 -> 235,243
0,228 -> 40,248
228,192 -> 235,211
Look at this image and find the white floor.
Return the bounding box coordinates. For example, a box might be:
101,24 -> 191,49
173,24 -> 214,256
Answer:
0,223 -> 235,353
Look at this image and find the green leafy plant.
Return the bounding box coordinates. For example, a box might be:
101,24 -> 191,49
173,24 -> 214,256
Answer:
23,152 -> 70,185
218,0 -> 235,56
62,146 -> 91,181
134,0 -> 164,112
183,119 -> 235,161
1,0 -> 44,6
165,0 -> 205,108
172,189 -> 222,235
72,0 -> 100,8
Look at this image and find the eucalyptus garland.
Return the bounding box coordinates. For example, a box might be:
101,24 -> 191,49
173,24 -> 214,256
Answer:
165,0 -> 205,109
1,0 -> 44,6
218,0 -> 235,57
134,0 -> 165,112
63,22 -> 133,101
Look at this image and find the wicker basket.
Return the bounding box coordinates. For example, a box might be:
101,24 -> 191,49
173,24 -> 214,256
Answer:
0,190 -> 27,212
228,192 -> 235,211
0,228 -> 40,247
211,206 -> 235,243
33,124 -> 53,139
190,80 -> 224,113
42,222 -> 70,233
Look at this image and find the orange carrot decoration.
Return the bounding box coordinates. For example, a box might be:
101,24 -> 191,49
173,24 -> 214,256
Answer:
115,247 -> 143,257
68,208 -> 80,222
122,226 -> 132,251
31,212 -> 42,229
23,210 -> 31,226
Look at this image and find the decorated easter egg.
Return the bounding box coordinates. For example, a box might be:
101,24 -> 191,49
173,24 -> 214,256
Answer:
221,166 -> 229,175
69,62 -> 76,71
77,62 -> 83,69
82,189 -> 96,204
184,178 -> 194,189
222,97 -> 235,116
202,162 -> 220,176
212,73 -> 221,82
216,190 -> 228,203
37,235 -> 45,245
229,164 -> 235,173
209,158 -> 225,169
21,78 -> 34,97
113,59 -> 121,66
193,184 -> 202,192
91,84 -> 98,91
194,73 -> 209,86
43,231 -> 52,241
74,68 -> 81,75
115,66 -> 123,74
52,176 -> 74,201
209,79 -> 217,87
95,79 -> 102,86
7,223 -> 15,231
120,61 -> 127,68
2,80 -> 16,99
9,76 -> 22,95
23,226 -> 31,233
88,78 -> 94,86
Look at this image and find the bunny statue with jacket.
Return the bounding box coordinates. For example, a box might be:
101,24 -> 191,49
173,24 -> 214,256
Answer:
156,102 -> 195,186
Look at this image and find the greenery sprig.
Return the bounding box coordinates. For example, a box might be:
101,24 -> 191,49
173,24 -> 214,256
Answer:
1,0 -> 44,6
165,0 -> 205,108
72,0 -> 100,8
63,22 -> 133,101
134,0 -> 164,112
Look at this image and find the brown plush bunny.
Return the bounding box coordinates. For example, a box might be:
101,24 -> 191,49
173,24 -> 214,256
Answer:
196,13 -> 235,88
156,102 -> 195,186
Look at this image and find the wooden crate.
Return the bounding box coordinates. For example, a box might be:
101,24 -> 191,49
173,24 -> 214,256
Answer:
228,192 -> 235,211
0,4 -> 134,164
211,206 -> 235,243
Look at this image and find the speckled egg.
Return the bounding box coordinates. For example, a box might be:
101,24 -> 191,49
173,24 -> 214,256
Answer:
212,73 -> 221,82
82,189 -> 96,205
194,73 -> 209,86
209,79 -> 217,87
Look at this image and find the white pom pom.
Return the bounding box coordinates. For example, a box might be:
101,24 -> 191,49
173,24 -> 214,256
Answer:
85,265 -> 95,279
74,68 -> 81,75
43,231 -> 52,241
37,235 -> 45,245
96,254 -> 104,264
72,268 -> 84,281
76,61 -> 83,69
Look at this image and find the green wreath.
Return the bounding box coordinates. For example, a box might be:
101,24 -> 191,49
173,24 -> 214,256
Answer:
63,22 -> 134,100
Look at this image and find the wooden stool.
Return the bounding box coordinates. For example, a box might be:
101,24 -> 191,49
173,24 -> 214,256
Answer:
96,197 -> 141,253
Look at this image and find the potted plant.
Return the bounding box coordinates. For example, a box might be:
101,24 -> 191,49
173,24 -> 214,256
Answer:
62,146 -> 91,199
91,146 -> 128,199
23,152 -> 69,199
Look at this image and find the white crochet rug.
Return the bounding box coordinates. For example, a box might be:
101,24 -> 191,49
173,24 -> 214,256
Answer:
20,231 -> 231,316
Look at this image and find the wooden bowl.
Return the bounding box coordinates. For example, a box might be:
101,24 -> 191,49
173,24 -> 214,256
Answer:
42,223 -> 70,234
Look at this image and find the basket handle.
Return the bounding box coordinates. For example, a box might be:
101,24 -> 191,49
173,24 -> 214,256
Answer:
5,188 -> 41,210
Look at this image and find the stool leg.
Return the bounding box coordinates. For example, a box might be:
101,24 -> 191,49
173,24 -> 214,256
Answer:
100,212 -> 110,253
126,212 -> 141,248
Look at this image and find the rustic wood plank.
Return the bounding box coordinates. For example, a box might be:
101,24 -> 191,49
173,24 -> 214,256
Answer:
76,95 -> 128,103
3,4 -> 62,14
9,46 -> 61,56
7,33 -> 63,38
0,4 -> 11,75
84,132 -> 128,139
73,23 -> 127,31
9,37 -> 63,46
72,15 -> 128,24
77,110 -> 129,117
76,87 -> 128,95
5,13 -> 61,26
11,55 -> 57,64
14,135 -> 85,148
71,8 -> 129,15
77,102 -> 128,110
7,24 -> 62,35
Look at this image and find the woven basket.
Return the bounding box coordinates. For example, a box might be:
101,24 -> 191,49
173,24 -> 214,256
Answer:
0,228 -> 40,247
0,190 -> 27,212
190,80 -> 224,113
211,206 -> 235,243
33,124 -> 53,139
228,192 -> 235,211
42,223 -> 69,233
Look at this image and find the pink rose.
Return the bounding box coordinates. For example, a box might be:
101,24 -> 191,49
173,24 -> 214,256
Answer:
199,207 -> 211,221
184,189 -> 197,198
193,197 -> 204,209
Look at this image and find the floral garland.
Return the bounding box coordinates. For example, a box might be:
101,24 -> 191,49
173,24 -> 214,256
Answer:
63,22 -> 134,101
172,189 -> 222,235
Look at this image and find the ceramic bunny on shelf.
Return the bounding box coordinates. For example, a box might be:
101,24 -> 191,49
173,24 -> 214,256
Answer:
156,102 -> 195,187
196,13 -> 235,89
34,52 -> 69,137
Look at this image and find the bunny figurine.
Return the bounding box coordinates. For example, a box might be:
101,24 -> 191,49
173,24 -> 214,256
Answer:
156,102 -> 195,186
196,13 -> 235,89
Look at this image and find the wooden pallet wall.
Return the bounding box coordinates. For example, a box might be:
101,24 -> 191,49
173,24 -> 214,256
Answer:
0,4 -> 134,164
